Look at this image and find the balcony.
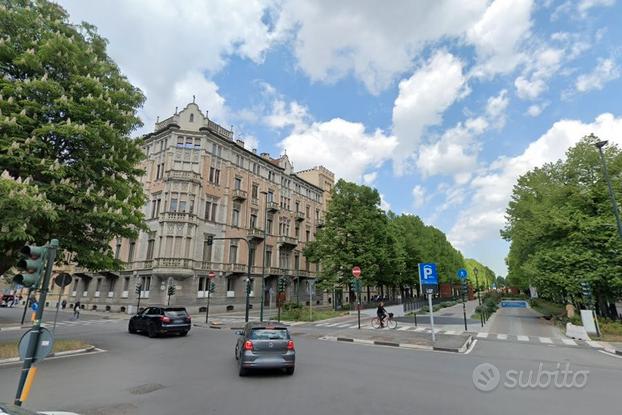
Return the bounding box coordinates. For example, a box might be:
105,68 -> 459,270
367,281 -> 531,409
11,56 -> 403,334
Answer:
225,263 -> 247,273
160,212 -> 198,224
199,262 -> 224,272
232,189 -> 247,201
151,258 -> 195,278
165,169 -> 202,183
266,201 -> 279,212
247,228 -> 265,241
294,211 -> 305,222
278,235 -> 297,248
250,198 -> 259,206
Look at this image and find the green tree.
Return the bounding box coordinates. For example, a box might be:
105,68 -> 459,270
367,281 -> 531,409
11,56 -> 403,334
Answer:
502,135 -> 622,317
304,180 -> 388,291
0,0 -> 146,277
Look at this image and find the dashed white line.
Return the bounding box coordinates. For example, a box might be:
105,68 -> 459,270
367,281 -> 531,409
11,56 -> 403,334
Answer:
561,338 -> 577,346
349,324 -> 360,329
539,337 -> 553,344
398,326 -> 410,331
326,323 -> 341,327
497,334 -> 508,340
517,335 -> 529,342
414,327 -> 426,332
476,332 -> 488,339
337,324 -> 351,328
444,330 -> 457,335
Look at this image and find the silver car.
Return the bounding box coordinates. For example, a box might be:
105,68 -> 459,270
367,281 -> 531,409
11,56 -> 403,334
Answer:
234,322 -> 295,376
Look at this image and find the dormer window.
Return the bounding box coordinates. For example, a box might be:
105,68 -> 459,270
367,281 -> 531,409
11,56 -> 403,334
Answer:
189,113 -> 194,122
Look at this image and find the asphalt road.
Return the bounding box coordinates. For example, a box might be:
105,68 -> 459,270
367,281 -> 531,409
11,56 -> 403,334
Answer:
1,312 -> 621,415
486,305 -> 562,337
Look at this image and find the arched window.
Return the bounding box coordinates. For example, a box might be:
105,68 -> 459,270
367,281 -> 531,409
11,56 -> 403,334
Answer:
189,113 -> 194,122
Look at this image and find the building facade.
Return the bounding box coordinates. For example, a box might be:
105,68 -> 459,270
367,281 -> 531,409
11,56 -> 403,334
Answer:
48,102 -> 334,313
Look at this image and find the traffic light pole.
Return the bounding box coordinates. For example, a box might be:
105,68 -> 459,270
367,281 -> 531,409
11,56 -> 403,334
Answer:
20,288 -> 32,326
15,239 -> 58,406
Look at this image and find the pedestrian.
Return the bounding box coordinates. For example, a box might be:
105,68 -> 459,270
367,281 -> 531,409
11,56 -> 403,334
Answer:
73,301 -> 81,320
61,299 -> 67,310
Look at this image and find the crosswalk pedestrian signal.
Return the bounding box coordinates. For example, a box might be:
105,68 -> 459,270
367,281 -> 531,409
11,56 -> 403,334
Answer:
167,285 -> 176,296
14,245 -> 47,288
246,277 -> 254,294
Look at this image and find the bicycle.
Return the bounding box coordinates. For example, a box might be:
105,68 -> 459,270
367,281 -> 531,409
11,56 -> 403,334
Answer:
371,312 -> 397,329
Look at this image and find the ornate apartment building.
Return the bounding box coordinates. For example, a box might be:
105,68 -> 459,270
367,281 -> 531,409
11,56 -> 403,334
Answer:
49,102 -> 334,313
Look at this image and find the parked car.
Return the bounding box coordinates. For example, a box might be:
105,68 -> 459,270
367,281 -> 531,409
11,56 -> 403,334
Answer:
128,306 -> 191,337
1,294 -> 15,307
234,322 -> 295,376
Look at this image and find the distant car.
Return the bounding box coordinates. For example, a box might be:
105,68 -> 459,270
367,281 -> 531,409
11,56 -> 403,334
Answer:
234,322 -> 295,376
0,402 -> 80,414
1,294 -> 15,307
128,306 -> 191,337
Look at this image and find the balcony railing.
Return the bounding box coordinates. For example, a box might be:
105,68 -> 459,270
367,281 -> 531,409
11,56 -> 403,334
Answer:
278,235 -> 297,247
232,189 -> 247,201
294,211 -> 305,221
160,212 -> 198,224
247,228 -> 265,240
165,170 -> 202,183
208,119 -> 233,139
266,201 -> 279,212
152,257 -> 194,270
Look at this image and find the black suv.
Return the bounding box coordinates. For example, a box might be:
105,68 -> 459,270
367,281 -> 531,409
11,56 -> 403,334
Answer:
128,306 -> 191,337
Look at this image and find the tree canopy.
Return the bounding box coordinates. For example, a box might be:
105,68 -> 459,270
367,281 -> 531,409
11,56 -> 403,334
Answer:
0,0 -> 146,277
305,179 -> 478,295
502,135 -> 622,316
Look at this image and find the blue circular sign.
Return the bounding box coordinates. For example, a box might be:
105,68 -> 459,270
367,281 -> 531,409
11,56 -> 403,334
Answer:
457,268 -> 468,280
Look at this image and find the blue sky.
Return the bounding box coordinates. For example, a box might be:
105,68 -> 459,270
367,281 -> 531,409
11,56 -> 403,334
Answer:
58,0 -> 622,276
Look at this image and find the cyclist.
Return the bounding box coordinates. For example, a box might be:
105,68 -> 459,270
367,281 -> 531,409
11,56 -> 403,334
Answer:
377,301 -> 387,328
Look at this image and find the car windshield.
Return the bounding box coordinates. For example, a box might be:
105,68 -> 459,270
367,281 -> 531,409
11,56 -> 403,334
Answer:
249,328 -> 289,340
164,309 -> 187,318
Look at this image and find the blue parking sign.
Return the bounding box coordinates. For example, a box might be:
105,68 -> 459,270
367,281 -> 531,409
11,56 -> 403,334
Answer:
419,263 -> 438,285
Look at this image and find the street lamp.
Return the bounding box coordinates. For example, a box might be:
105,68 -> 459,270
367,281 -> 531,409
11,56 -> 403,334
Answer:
474,267 -> 484,327
260,190 -> 268,322
595,139 -> 622,240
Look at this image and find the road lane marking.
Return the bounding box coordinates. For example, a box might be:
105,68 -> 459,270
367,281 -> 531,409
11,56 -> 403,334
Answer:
586,340 -> 603,348
496,334 -> 508,340
561,338 -> 577,346
349,324 -> 360,329
444,330 -> 457,335
326,323 -> 341,327
476,332 -> 488,338
398,326 -> 410,331
315,323 -> 329,326
539,337 -> 553,344
464,339 -> 478,354
414,327 -> 426,332
337,324 -> 351,328
599,350 -> 622,359
517,335 -> 529,342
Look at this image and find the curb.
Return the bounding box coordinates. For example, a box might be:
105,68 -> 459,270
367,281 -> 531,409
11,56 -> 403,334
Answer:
0,325 -> 24,332
320,335 -> 434,351
0,345 -> 97,365
433,335 -> 473,353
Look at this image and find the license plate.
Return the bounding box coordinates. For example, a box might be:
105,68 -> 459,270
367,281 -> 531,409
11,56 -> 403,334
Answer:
174,319 -> 184,324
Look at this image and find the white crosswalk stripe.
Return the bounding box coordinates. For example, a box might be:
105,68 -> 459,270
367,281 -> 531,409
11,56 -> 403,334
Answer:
414,327 -> 426,332
517,335 -> 529,342
398,326 -> 410,331
349,324 -> 360,329
561,338 -> 577,346
326,323 -> 342,327
497,334 -> 508,340
337,324 -> 351,328
444,330 -> 457,335
476,332 -> 488,338
315,323 -> 329,327
539,337 -> 553,344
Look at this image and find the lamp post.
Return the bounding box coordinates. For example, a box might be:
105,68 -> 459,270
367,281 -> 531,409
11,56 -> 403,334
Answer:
595,139 -> 622,240
474,267 -> 484,327
260,191 -> 268,322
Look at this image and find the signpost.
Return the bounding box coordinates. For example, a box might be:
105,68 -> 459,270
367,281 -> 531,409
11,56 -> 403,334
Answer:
205,271 -> 216,323
457,268 -> 468,331
308,280 -> 315,321
352,266 -> 362,329
418,263 -> 438,342
135,279 -> 143,313
52,273 -> 72,333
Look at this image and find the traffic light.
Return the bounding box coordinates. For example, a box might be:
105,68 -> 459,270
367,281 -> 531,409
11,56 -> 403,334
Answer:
278,277 -> 286,293
246,278 -> 254,294
209,281 -> 216,293
135,280 -> 142,295
580,282 -> 592,298
167,285 -> 176,296
207,235 -> 213,246
14,245 -> 47,288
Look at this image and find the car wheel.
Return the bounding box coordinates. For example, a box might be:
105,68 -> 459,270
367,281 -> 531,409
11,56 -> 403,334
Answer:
285,367 -> 295,376
179,331 -> 188,337
128,322 -> 137,334
147,323 -> 158,338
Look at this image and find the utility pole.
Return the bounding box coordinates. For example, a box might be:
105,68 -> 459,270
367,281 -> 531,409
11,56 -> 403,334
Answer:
260,191 -> 268,322
595,139 -> 622,240
474,267 -> 484,327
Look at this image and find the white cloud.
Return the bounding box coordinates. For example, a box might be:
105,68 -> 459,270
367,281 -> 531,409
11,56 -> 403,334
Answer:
449,113 -> 622,252
578,0 -> 616,16
279,118 -> 397,182
514,76 -> 546,100
380,194 -> 391,212
172,71 -> 227,123
575,58 -> 621,92
412,185 -> 427,209
264,99 -> 311,133
392,51 -> 468,174
526,103 -> 548,117
363,172 -> 378,185
468,0 -> 534,77
275,0 -> 488,94
415,90 -> 508,182
514,47 -> 564,100
58,0 -> 279,133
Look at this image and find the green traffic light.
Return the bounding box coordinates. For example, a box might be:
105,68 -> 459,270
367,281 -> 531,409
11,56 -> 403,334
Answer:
16,245 -> 46,288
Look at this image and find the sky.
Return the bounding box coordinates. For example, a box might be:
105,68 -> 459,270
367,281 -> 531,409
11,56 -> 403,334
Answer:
56,0 -> 622,277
